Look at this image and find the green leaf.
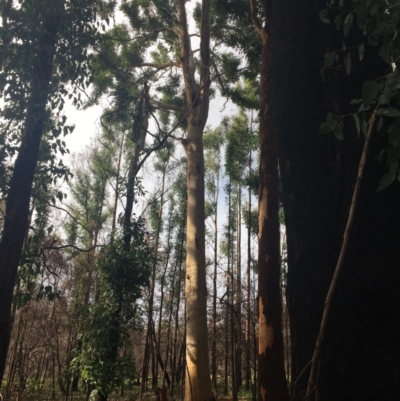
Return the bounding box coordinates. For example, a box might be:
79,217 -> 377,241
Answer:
362,81 -> 380,108
47,226 -> 53,235
353,114 -> 360,136
361,118 -> 368,137
324,52 -> 336,67
377,117 -> 383,131
334,129 -> 344,140
350,98 -> 362,105
334,15 -> 342,29
378,95 -> 389,105
382,107 -> 400,117
334,118 -> 344,140
343,53 -> 351,75
343,13 -> 353,36
389,161 -> 399,173
319,9 -> 330,23
358,43 -> 365,61
377,171 -> 396,191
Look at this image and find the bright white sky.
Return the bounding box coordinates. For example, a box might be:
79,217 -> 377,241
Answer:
64,96 -> 237,155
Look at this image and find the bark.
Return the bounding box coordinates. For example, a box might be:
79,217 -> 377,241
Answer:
177,0 -> 214,400
0,0 -> 66,383
254,1 -> 290,400
183,126 -> 214,401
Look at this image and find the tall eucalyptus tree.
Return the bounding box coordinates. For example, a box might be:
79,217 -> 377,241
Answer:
250,1 -> 290,400
89,0 -> 217,398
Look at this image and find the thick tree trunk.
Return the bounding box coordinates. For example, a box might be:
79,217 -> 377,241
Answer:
253,0 -> 289,400
177,0 -> 214,399
257,19 -> 290,401
0,0 -> 65,383
183,123 -> 214,401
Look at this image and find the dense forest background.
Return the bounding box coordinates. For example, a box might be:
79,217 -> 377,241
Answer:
1,1 -> 400,401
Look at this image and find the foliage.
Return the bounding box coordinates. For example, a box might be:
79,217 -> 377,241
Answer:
319,0 -> 400,190
74,221 -> 153,398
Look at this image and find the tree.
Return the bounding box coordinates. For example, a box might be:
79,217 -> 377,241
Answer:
250,1 -> 290,400
76,224 -> 152,401
177,1 -> 215,399
0,0 -> 113,382
266,0 -> 400,399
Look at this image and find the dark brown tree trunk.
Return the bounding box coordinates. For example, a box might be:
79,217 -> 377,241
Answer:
123,84 -> 149,246
253,0 -> 290,400
0,0 -> 65,383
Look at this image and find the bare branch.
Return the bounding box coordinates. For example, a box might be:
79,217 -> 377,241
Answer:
42,244 -> 104,253
250,0 -> 267,43
138,61 -> 181,70
151,99 -> 186,114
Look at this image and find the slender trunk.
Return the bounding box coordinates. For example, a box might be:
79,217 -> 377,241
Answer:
156,231 -> 172,387
235,183 -> 242,391
0,0 -> 65,381
162,255 -> 178,389
224,183 -> 232,397
155,165 -> 168,386
245,148 -> 252,391
142,160 -> 166,394
211,172 -> 219,393
171,198 -> 186,397
123,84 -> 149,246
111,131 -> 125,234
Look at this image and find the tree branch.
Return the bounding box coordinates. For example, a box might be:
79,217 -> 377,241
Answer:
250,0 -> 267,43
200,0 -> 211,91
177,0 -> 197,99
305,107 -> 379,400
151,99 -> 186,114
137,61 -> 181,70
